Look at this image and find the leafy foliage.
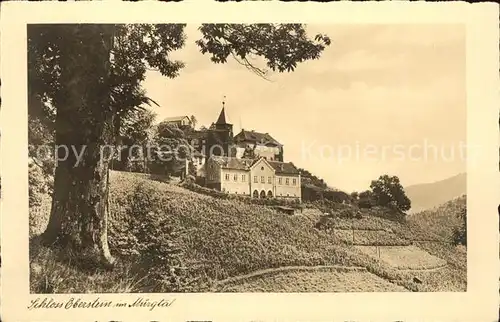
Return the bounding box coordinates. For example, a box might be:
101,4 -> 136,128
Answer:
109,183 -> 196,291
370,175 -> 411,212
149,122 -> 194,177
29,163 -> 53,208
113,109 -> 156,172
452,205 -> 467,246
358,190 -> 375,209
196,24 -> 331,78
28,24 -> 186,146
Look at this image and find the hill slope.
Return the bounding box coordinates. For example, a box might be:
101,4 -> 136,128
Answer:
29,171 -> 466,293
405,173 -> 466,213
407,194 -> 466,242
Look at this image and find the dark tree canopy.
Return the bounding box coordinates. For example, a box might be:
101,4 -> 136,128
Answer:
369,174 -> 411,212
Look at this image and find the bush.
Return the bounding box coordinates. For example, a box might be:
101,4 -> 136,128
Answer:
323,189 -> 353,204
108,182 -> 197,291
358,190 -> 375,209
301,184 -> 324,202
452,207 -> 467,246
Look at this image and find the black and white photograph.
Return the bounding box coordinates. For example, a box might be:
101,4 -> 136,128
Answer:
1,2 -> 498,322
27,22 -> 468,294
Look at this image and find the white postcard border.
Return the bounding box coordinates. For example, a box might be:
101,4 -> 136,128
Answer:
1,2 -> 499,321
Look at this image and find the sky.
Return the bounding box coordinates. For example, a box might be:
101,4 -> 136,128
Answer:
141,24 -> 466,192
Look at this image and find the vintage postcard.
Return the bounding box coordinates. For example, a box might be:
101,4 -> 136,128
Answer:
0,1 -> 499,321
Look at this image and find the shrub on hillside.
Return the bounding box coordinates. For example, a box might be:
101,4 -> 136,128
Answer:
365,206 -> 406,223
108,182 -> 197,292
452,207 -> 467,247
358,190 -> 375,209
323,189 -> 353,204
301,183 -> 324,201
312,199 -> 361,219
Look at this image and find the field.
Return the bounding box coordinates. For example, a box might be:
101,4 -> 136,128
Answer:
29,170 -> 467,293
354,245 -> 447,270
219,267 -> 409,292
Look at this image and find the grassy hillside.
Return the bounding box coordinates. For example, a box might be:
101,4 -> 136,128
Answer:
29,171 -> 466,293
407,195 -> 466,242
405,173 -> 466,213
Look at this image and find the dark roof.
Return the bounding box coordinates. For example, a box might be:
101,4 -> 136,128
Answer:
268,160 -> 300,175
211,156 -> 255,170
234,129 -> 281,146
210,156 -> 299,175
164,116 -> 190,122
216,107 -> 228,125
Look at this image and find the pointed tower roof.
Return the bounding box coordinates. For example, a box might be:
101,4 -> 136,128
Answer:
216,107 -> 227,125
215,96 -> 231,125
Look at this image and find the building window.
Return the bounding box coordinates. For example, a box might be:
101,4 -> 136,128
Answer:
261,176 -> 265,183
254,176 -> 258,183
268,177 -> 272,184
242,174 -> 246,182
278,177 -> 282,185
225,173 -> 230,181
261,166 -> 264,171
234,174 -> 238,181
292,178 -> 297,185
286,178 -> 289,185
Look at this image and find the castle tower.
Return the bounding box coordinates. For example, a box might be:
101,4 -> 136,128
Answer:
215,99 -> 233,135
207,98 -> 234,157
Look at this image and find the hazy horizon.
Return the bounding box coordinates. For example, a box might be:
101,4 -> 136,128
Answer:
141,24 -> 466,192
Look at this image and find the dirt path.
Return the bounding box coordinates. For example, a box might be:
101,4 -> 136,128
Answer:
397,265 -> 447,273
213,265 -> 367,290
215,266 -> 408,292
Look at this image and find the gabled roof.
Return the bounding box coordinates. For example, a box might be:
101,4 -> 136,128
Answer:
234,129 -> 281,146
164,116 -> 191,122
268,160 -> 300,175
209,156 -> 299,175
210,156 -> 256,170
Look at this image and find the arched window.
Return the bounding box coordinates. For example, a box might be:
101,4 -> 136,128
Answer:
267,190 -> 273,198
253,190 -> 259,198
260,190 -> 266,199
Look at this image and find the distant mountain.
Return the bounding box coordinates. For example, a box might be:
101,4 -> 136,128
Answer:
405,173 -> 466,214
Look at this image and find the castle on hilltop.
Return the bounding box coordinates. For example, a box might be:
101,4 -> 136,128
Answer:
166,101 -> 301,201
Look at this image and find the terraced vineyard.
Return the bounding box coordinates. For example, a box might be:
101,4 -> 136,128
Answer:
29,171 -> 467,293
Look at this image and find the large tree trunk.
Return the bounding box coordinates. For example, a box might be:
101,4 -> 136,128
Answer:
42,24 -> 116,269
